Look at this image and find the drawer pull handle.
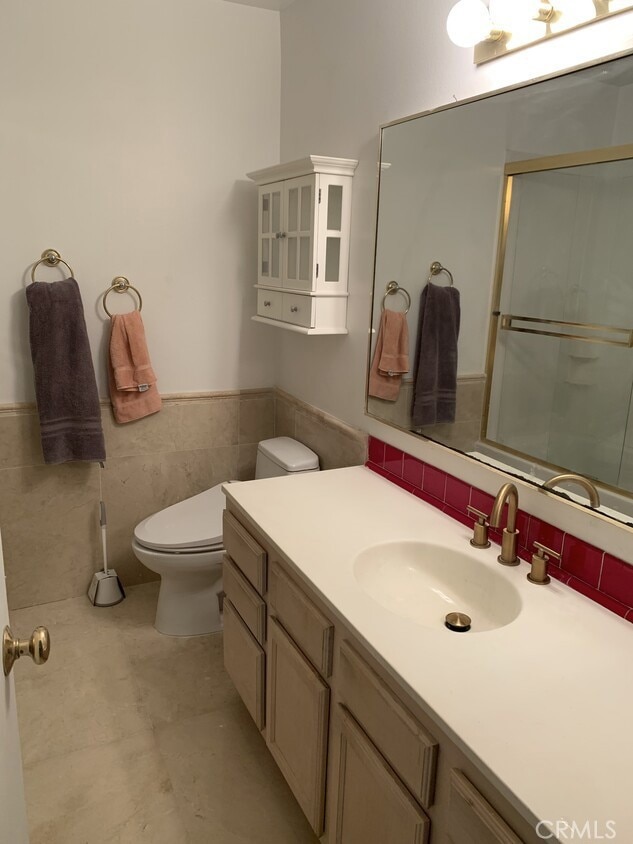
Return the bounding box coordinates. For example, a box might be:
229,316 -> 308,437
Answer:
290,305 -> 299,313
263,300 -> 272,307
275,231 -> 287,239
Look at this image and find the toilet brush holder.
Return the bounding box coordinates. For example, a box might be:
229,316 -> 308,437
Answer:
88,570 -> 126,607
87,498 -> 126,607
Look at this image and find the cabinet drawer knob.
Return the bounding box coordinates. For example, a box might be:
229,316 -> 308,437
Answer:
275,231 -> 287,239
263,300 -> 272,307
290,305 -> 299,313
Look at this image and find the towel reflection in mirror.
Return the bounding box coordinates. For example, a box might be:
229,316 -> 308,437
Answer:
411,282 -> 461,428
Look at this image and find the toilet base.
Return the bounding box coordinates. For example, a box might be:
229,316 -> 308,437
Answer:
155,569 -> 223,636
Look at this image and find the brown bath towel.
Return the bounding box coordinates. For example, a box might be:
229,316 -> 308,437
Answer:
368,309 -> 410,401
26,278 -> 106,464
411,282 -> 461,427
108,311 -> 161,423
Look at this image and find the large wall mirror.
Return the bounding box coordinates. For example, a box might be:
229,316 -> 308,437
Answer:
366,51 -> 633,527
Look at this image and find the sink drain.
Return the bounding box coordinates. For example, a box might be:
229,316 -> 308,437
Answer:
445,612 -> 472,632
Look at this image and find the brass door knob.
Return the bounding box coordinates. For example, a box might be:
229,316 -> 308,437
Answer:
3,625 -> 51,676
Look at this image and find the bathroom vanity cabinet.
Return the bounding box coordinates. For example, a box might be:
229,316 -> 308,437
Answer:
221,500 -> 540,844
247,156 -> 357,335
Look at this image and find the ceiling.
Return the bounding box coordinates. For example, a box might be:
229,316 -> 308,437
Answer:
222,0 -> 296,10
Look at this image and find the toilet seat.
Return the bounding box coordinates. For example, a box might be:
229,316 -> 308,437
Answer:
133,483 -> 227,554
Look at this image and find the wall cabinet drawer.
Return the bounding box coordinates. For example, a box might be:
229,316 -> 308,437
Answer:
332,706 -> 430,844
338,640 -> 438,808
267,617 -> 330,836
223,598 -> 265,730
269,561 -> 333,677
448,770 -> 524,844
222,510 -> 267,595
282,292 -> 314,327
222,556 -> 266,645
257,289 -> 282,320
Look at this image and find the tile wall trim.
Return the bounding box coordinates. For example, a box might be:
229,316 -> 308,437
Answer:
367,436 -> 633,625
0,388 -> 273,415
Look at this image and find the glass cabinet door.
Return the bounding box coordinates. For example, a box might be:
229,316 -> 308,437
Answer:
324,183 -> 343,283
259,182 -> 284,286
283,175 -> 316,291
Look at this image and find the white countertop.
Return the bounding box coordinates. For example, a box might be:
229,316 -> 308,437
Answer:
224,466 -> 633,838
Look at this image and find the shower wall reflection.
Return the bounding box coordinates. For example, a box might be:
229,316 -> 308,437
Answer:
486,155 -> 633,493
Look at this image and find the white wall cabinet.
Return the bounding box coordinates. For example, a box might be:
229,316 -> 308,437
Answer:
247,156 -> 358,335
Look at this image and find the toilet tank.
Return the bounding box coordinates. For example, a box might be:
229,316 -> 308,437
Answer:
255,437 -> 320,479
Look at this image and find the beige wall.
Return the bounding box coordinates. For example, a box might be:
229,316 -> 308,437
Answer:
0,389 -> 367,610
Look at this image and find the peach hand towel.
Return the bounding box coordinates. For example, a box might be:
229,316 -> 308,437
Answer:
368,309 -> 409,401
108,311 -> 162,423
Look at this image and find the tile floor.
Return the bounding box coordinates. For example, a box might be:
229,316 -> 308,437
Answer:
11,583 -> 318,844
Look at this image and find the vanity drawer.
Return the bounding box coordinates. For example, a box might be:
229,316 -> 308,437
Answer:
222,556 -> 266,645
448,769 -> 523,844
268,560 -> 334,677
223,598 -> 265,730
222,510 -> 267,595
281,292 -> 314,328
338,640 -> 438,809
257,289 -> 282,320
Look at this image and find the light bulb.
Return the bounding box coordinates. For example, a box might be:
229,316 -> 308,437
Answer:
446,0 -> 494,47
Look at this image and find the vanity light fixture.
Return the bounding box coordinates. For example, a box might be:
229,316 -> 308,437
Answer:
446,0 -> 633,63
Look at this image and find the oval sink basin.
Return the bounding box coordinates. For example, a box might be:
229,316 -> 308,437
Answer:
353,541 -> 522,633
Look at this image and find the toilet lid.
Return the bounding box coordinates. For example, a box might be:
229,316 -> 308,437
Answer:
134,483 -> 227,552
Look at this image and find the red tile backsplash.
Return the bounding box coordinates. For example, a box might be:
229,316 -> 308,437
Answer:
403,454 -> 424,488
368,438 -> 385,465
423,465 -> 447,501
527,518 -> 565,557
384,445 -> 404,478
366,435 -> 633,623
601,554 -> 633,607
561,535 -> 603,588
445,477 -> 470,514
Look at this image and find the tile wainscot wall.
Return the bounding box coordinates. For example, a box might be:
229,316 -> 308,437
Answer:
0,389 -> 367,610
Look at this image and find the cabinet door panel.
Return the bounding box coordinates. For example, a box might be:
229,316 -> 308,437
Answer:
223,598 -> 265,730
448,769 -> 524,844
267,617 -> 329,836
258,182 -> 284,286
282,175 -> 316,291
332,706 -> 430,844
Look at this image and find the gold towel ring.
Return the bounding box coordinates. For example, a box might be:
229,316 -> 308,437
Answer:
382,280 -> 411,314
427,260 -> 454,286
30,249 -> 74,283
102,277 -> 143,317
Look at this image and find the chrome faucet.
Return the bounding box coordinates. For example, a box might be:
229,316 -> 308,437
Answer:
489,483 -> 520,566
541,473 -> 600,508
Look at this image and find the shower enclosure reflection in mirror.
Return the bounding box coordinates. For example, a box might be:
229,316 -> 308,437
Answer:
366,50 -> 633,527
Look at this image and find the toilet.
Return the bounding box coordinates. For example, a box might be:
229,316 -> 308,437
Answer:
131,437 -> 320,636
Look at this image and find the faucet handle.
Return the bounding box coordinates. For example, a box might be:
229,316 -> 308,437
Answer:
467,506 -> 491,549
528,542 -> 561,585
